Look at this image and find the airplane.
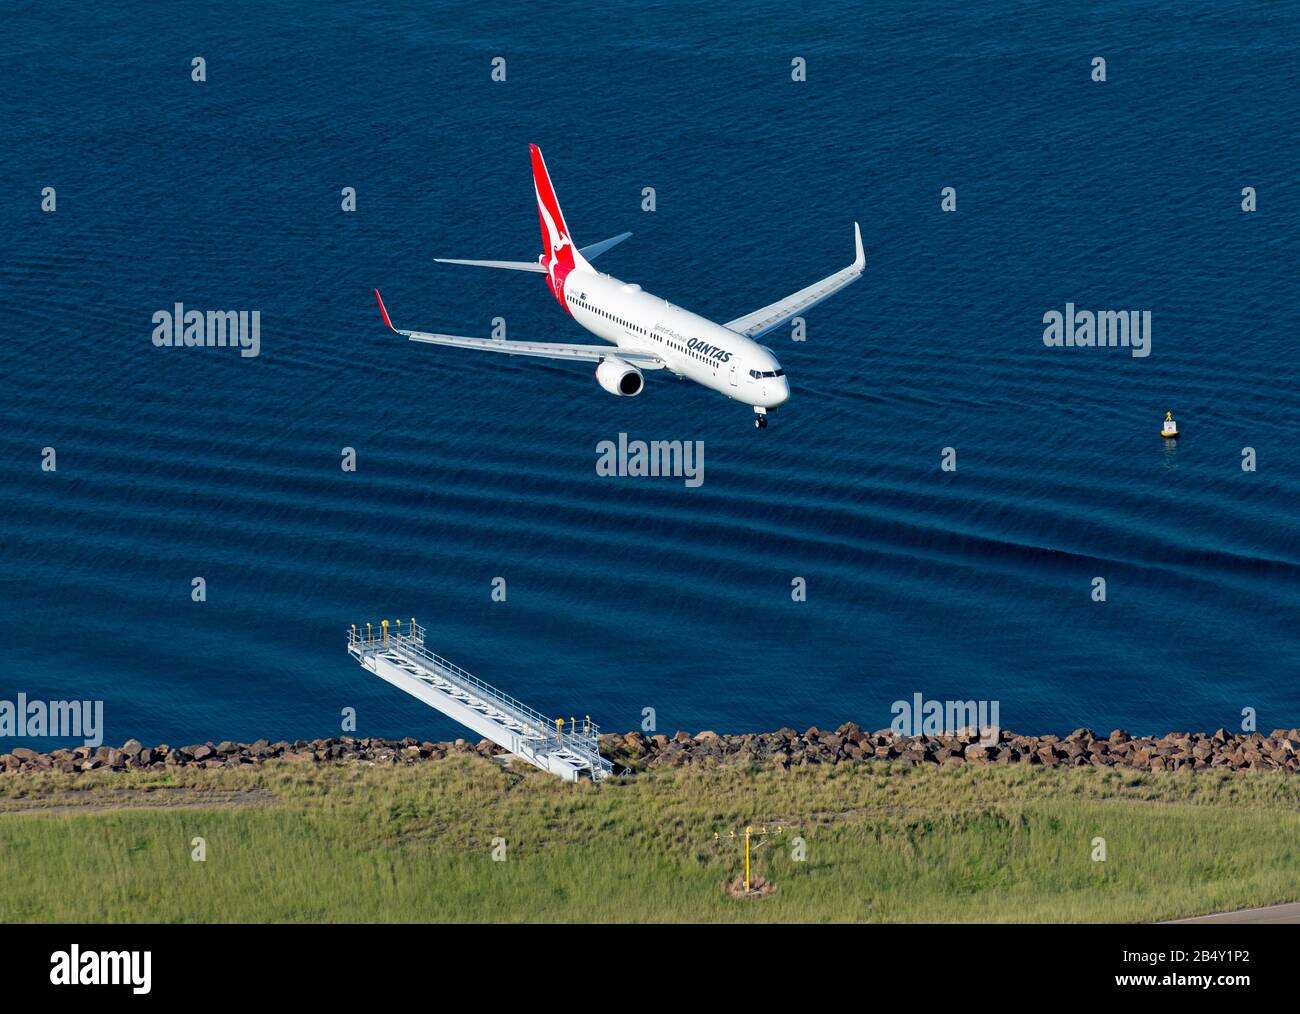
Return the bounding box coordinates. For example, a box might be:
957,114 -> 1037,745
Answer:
374,144 -> 865,428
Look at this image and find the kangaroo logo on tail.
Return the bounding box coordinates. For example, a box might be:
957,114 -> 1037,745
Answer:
530,144 -> 589,309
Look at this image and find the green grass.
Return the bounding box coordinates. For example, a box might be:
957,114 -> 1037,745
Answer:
2,757 -> 1298,922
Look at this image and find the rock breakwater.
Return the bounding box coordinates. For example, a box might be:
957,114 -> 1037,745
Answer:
4,724 -> 1299,776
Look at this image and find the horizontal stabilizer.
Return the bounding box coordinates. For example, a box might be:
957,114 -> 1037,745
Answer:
433,257 -> 546,272
578,231 -> 632,260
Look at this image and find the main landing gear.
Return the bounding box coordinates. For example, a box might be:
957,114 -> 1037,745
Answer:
754,408 -> 769,429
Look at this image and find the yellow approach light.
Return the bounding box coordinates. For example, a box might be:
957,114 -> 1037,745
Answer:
713,824 -> 784,896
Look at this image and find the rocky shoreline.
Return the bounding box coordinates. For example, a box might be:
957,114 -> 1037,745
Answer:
4,724 -> 1300,776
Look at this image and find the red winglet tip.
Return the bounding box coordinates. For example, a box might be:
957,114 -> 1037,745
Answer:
374,288 -> 393,330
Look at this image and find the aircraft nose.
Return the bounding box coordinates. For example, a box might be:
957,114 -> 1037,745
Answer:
773,377 -> 790,406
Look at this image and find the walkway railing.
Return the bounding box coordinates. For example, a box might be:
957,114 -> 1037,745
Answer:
348,618 -> 610,779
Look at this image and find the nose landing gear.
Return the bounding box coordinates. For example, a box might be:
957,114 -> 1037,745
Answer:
753,408 -> 768,429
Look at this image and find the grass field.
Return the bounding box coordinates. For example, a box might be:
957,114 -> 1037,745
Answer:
2,756 -> 1298,922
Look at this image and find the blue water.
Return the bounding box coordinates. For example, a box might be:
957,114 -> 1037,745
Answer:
3,1 -> 1298,750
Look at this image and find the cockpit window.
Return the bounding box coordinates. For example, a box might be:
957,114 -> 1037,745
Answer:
749,368 -> 786,379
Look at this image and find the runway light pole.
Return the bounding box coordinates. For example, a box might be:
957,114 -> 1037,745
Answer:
714,824 -> 783,894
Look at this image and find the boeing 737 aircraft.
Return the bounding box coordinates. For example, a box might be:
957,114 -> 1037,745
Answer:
375,145 -> 864,428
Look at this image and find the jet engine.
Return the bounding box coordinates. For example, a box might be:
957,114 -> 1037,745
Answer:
595,357 -> 644,396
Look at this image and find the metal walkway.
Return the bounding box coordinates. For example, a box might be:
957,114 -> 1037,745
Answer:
348,620 -> 612,782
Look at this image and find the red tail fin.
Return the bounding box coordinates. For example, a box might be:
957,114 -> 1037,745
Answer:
529,144 -> 587,308
531,144 -> 572,252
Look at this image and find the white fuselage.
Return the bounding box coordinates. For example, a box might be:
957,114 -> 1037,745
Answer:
563,271 -> 791,409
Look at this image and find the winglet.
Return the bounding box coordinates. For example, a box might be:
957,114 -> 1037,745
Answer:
375,288 -> 396,332
852,222 -> 864,272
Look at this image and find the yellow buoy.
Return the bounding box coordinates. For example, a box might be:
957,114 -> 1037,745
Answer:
1161,410 -> 1179,439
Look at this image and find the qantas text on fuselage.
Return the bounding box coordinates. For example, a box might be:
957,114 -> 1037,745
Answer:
375,145 -> 865,428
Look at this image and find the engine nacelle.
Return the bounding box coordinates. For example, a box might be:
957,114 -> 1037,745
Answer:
595,357 -> 644,397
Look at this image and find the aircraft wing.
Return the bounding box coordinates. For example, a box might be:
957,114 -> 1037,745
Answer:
723,223 -> 865,340
374,290 -> 665,368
